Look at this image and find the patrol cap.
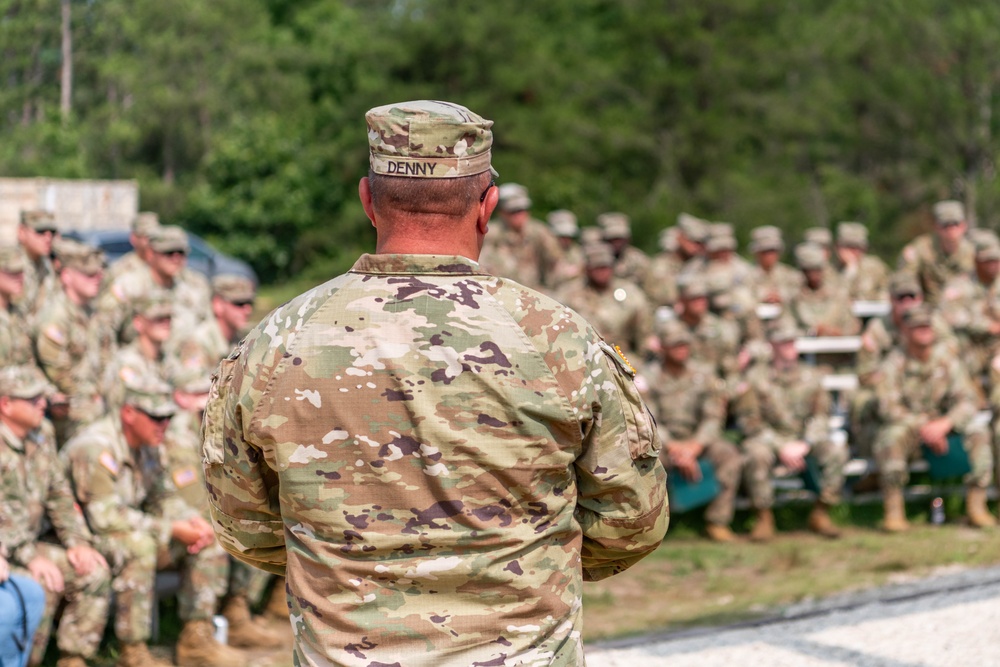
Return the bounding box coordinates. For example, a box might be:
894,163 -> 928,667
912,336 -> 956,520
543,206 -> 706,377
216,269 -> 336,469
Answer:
803,227 -> 832,248
836,222 -> 869,249
172,367 -> 213,395
131,212 -> 161,237
933,200 -> 965,225
655,318 -> 692,347
497,183 -> 531,212
212,274 -> 256,303
902,305 -> 933,329
749,225 -> 784,253
583,242 -> 615,268
20,210 -> 58,232
0,364 -> 51,400
975,236 -> 1000,262
123,375 -> 177,418
132,290 -> 173,320
706,223 -> 737,253
677,213 -> 709,243
677,275 -> 709,300
366,100 -> 497,179
658,226 -> 679,252
149,226 -> 190,254
598,212 -> 632,240
54,238 -> 105,276
888,272 -> 922,299
768,319 -> 801,343
579,226 -> 605,247
795,242 -> 827,270
547,210 -> 578,238
0,245 -> 25,273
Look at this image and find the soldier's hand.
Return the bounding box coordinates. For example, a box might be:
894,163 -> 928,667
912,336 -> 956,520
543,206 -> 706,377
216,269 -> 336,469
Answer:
28,555 -> 64,593
67,545 -> 108,577
173,517 -> 216,554
778,441 -> 810,473
920,418 -> 951,454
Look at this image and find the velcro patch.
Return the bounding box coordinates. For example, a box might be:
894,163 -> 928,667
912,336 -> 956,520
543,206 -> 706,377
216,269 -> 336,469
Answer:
172,467 -> 197,488
99,451 -> 119,476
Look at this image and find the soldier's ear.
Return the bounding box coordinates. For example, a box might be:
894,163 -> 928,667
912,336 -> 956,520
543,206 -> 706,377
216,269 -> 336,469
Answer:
359,177 -> 376,228
477,182 -> 498,234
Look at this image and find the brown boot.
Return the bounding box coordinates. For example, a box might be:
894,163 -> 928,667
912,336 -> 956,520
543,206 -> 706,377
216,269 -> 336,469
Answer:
175,619 -> 246,667
749,509 -> 775,542
56,656 -> 89,667
263,577 -> 289,621
882,487 -> 910,533
117,642 -> 174,667
966,487 -> 997,528
808,502 -> 841,538
705,522 -> 738,543
222,595 -> 289,648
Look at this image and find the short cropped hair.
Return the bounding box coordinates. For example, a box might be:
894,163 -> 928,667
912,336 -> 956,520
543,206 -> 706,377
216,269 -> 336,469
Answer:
368,170 -> 489,218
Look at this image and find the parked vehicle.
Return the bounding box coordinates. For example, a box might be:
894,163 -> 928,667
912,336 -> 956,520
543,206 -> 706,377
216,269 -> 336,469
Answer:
61,229 -> 258,284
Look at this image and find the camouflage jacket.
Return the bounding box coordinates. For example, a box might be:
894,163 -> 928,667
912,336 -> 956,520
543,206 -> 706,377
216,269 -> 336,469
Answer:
34,287 -> 107,422
680,312 -> 741,388
17,251 -> 56,322
643,362 -> 725,444
155,410 -> 208,520
789,282 -> 860,336
749,262 -> 802,305
642,252 -> 684,308
898,233 -> 975,305
62,415 -> 175,547
205,253 -> 667,667
170,317 -> 232,377
101,341 -> 170,410
858,313 -> 958,386
0,420 -> 92,566
479,218 -> 564,291
737,362 -> 830,447
875,346 -> 978,430
940,273 -> 1000,343
555,276 -> 653,359
838,254 -> 890,302
613,245 -> 651,286
0,305 -> 36,366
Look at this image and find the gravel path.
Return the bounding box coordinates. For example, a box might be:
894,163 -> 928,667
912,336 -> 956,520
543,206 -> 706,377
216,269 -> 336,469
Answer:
585,565 -> 1000,667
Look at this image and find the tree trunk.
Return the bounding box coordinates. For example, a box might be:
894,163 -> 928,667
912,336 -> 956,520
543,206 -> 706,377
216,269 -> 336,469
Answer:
60,0 -> 72,120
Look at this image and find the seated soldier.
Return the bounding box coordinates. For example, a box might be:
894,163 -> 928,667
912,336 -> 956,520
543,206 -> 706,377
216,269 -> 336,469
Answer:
789,243 -> 859,337
62,377 -> 246,667
734,322 -> 848,541
644,320 -> 743,542
0,365 -> 110,667
874,306 -> 996,532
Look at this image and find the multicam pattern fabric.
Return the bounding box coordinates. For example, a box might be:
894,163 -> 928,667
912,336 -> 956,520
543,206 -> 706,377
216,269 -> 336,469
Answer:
479,217 -> 564,292
555,276 -> 653,360
205,253 -> 668,667
17,251 -> 56,321
939,272 -> 1000,379
0,305 -> 36,366
897,233 -> 975,305
838,254 -> 890,301
790,282 -> 860,336
612,245 -> 651,286
749,261 -> 802,305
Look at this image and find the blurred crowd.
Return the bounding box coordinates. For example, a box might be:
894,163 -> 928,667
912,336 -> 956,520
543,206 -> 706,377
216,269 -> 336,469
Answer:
480,185 -> 1000,543
1,190 -> 998,664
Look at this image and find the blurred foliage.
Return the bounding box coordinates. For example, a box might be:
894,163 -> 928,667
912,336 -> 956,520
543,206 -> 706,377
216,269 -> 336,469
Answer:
3,0 -> 1000,283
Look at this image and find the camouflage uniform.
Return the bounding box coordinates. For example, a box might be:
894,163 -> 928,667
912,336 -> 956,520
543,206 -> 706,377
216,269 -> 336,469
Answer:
789,244 -> 860,337
748,226 -> 803,307
939,247 -> 1000,384
0,245 -> 36,366
835,223 -> 890,301
0,382 -> 111,663
16,211 -> 59,323
547,210 -> 585,289
643,360 -> 741,526
34,277 -> 108,446
874,344 -> 993,491
555,275 -> 653,361
897,234 -> 974,307
480,184 -> 562,293
63,410 -> 228,644
101,212 -> 161,290
643,250 -> 684,308
736,354 -> 848,510
207,251 -> 668,665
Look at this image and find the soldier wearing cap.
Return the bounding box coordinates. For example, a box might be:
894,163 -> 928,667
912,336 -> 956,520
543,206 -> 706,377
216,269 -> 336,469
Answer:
102,212 -> 161,288
545,210 -> 585,289
897,200 -> 975,305
33,238 -> 110,446
0,245 -> 37,368
16,210 -> 60,320
873,305 -> 996,531
479,182 -> 563,292
63,376 -> 243,667
555,242 -> 654,361
803,226 -> 846,292
0,365 -> 111,667
733,322 -> 848,540
748,225 -> 803,306
598,211 -> 650,286
206,100 -> 667,666
642,213 -> 708,309
701,223 -> 762,344
939,231 -> 1000,384
834,222 -> 890,301
98,224 -> 213,347
101,291 -> 175,410
645,319 -> 743,542
789,242 -> 859,337
172,274 -> 257,377
673,275 -> 743,397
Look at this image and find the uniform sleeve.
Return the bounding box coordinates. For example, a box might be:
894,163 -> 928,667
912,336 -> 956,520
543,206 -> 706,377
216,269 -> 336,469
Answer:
574,344 -> 668,582
0,448 -> 40,566
803,378 -> 832,446
204,348 -> 286,576
875,355 -> 913,425
34,319 -> 76,394
39,434 -> 91,550
944,360 -> 978,432
693,379 -> 725,445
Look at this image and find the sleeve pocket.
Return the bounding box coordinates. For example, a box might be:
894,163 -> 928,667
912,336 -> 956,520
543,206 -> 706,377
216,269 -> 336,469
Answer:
203,353 -> 240,466
599,342 -> 660,460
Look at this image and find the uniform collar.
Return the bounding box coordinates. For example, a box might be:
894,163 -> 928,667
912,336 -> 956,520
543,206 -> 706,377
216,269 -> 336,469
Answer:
350,254 -> 485,276
0,421 -> 26,453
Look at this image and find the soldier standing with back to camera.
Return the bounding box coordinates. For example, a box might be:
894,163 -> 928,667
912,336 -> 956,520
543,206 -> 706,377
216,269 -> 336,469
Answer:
204,99 -> 668,666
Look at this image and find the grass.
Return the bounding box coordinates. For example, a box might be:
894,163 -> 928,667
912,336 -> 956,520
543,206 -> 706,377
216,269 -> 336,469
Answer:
582,498 -> 1000,641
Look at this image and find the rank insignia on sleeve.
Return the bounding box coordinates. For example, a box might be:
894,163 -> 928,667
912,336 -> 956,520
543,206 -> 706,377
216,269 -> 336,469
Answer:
599,341 -> 636,376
